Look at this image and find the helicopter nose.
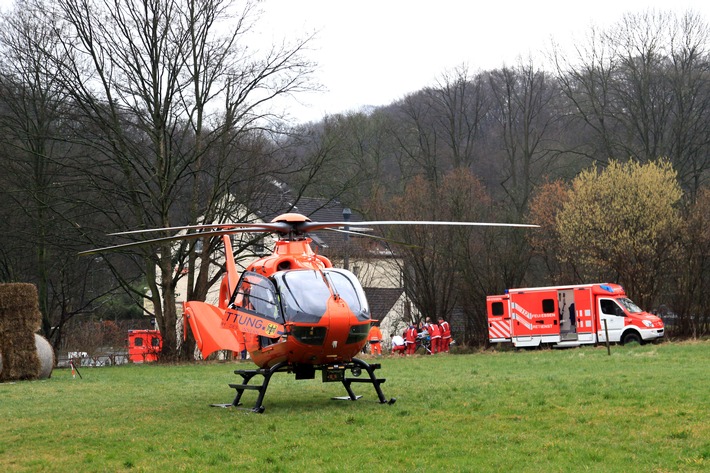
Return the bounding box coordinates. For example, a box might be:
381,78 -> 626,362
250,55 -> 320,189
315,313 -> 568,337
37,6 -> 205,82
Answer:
324,301 -> 369,348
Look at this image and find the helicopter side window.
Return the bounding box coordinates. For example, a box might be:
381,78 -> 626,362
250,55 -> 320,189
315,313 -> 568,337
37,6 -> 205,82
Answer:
230,272 -> 283,324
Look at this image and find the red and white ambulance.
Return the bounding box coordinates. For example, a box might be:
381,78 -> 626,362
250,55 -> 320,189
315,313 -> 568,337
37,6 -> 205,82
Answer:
127,329 -> 163,362
487,283 -> 664,348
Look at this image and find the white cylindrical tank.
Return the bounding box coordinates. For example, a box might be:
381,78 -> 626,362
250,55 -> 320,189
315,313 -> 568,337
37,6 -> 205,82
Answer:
35,334 -> 55,379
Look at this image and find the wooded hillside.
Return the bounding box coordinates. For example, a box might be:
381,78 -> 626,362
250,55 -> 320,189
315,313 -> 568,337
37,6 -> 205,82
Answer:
0,2 -> 707,352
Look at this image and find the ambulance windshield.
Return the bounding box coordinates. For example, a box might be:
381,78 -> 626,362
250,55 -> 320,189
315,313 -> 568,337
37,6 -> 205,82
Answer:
617,297 -> 643,313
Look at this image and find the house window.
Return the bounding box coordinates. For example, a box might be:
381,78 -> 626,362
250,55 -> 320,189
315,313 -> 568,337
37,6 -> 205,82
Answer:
252,238 -> 265,256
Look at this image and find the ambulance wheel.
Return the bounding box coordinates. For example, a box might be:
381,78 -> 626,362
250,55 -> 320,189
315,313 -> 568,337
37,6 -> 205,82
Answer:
622,332 -> 642,345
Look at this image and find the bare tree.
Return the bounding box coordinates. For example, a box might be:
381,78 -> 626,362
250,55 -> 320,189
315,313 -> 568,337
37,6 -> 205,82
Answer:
486,58 -> 563,220
669,188 -> 710,337
370,170 -> 494,340
555,10 -> 710,194
0,0 -> 102,347
664,11 -> 710,198
34,0 -> 317,359
388,92 -> 442,184
553,25 -> 623,163
284,110 -> 401,210
384,66 -> 489,186
428,65 -> 489,170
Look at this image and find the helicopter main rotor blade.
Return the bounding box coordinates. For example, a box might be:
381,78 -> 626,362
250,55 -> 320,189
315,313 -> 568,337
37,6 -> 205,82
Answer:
80,215 -> 538,256
106,218 -> 537,239
108,222 -> 292,236
324,228 -> 423,249
78,227 -> 274,256
300,220 -> 539,232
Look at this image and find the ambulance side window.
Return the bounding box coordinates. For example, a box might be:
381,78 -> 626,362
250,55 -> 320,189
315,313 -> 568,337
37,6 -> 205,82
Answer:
600,299 -> 624,317
542,299 -> 555,313
491,302 -> 504,316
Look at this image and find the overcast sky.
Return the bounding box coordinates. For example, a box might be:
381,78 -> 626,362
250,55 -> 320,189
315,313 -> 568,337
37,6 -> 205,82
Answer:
256,0 -> 710,124
1,0 -> 709,124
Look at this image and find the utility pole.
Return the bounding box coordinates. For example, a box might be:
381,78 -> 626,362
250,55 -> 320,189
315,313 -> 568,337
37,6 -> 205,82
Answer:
342,207 -> 351,270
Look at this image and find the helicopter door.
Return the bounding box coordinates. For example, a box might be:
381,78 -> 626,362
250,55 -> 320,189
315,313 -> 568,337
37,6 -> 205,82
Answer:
223,271 -> 285,339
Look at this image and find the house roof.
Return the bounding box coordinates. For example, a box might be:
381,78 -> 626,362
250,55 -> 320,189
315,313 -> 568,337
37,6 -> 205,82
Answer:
253,187 -> 362,223
364,287 -> 404,322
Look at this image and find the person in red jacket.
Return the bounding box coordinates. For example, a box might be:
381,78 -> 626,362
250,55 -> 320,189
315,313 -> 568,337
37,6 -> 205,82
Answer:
438,316 -> 451,352
367,321 -> 383,356
404,324 -> 418,355
426,317 -> 441,354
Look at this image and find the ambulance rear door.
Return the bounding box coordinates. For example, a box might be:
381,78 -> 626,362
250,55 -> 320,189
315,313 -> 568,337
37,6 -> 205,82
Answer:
487,295 -> 511,342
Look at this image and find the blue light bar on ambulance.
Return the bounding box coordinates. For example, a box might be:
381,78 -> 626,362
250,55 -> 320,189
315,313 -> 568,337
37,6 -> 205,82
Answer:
600,284 -> 623,293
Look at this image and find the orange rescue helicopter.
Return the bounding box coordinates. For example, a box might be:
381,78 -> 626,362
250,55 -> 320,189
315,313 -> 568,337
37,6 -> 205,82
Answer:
84,212 -> 537,412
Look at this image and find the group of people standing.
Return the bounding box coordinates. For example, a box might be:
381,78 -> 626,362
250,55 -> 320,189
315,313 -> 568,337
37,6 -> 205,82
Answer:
378,317 -> 452,356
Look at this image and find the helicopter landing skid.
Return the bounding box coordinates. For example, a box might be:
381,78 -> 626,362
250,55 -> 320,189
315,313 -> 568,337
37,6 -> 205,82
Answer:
339,358 -> 396,405
214,358 -> 395,413
212,361 -> 289,413
331,395 -> 363,400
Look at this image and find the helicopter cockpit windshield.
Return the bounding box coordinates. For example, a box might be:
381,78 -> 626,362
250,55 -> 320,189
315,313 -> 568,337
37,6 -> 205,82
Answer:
272,269 -> 370,324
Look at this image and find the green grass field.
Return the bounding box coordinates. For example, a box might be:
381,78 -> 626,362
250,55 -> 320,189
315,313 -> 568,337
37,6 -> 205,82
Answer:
2,340 -> 709,472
